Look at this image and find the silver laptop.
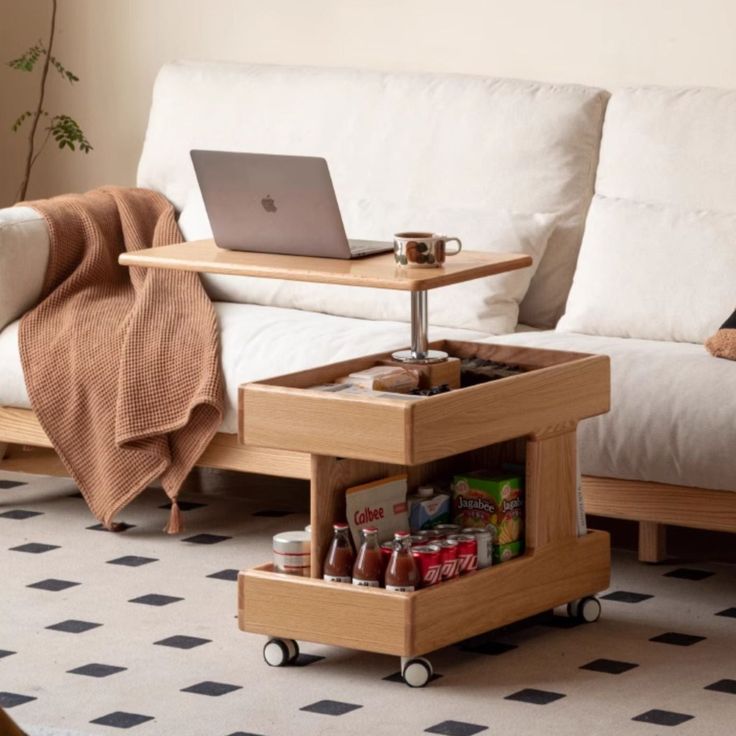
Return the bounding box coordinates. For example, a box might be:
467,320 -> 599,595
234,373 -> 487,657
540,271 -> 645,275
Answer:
190,150 -> 392,259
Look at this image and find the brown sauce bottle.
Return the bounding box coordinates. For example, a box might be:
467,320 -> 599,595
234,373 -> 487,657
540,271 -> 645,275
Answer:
352,526 -> 382,587
323,522 -> 355,583
385,530 -> 419,592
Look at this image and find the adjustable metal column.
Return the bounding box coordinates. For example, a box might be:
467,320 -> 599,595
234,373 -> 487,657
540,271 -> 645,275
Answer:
391,290 -> 448,364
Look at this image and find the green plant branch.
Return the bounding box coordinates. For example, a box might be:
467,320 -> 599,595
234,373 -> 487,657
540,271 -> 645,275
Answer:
17,0 -> 57,201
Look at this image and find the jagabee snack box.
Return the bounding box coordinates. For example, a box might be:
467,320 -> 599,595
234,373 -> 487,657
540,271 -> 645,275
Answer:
452,471 -> 524,561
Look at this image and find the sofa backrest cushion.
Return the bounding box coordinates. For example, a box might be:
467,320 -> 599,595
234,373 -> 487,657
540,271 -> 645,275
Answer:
558,87 -> 736,343
138,61 -> 608,329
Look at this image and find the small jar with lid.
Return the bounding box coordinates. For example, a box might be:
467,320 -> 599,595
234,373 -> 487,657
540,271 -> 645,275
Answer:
272,530 -> 311,576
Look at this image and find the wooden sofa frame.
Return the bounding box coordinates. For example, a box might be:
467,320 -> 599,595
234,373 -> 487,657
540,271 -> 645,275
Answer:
2,406 -> 734,562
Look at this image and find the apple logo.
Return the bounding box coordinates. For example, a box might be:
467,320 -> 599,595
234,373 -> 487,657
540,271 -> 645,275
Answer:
261,194 -> 277,213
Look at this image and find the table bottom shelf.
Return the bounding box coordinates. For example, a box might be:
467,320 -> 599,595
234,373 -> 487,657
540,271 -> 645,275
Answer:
238,529 -> 610,658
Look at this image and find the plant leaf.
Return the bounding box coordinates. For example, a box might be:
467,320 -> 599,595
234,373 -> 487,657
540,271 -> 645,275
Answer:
47,114 -> 93,154
11,111 -> 33,132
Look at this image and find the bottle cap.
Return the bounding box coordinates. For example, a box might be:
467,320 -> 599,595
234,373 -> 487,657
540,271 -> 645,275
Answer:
394,530 -> 411,539
333,522 -> 349,531
361,526 -> 379,534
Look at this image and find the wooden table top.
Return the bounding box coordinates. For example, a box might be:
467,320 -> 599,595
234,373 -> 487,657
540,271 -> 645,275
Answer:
119,239 -> 532,292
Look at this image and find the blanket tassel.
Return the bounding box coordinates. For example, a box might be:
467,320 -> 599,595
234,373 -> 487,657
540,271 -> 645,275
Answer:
164,500 -> 183,534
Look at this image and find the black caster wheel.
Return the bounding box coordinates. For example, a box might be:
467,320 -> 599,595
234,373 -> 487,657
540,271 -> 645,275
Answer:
401,657 -> 433,688
263,637 -> 299,666
567,596 -> 602,623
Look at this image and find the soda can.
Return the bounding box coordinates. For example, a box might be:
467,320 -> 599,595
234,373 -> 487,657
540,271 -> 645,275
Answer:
425,528 -> 446,542
408,534 -> 427,547
439,539 -> 460,580
453,534 -> 478,574
412,530 -> 434,543
462,527 -> 493,569
434,523 -> 462,537
412,544 -> 442,587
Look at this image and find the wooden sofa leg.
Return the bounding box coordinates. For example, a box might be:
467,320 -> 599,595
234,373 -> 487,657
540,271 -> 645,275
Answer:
638,521 -> 667,563
0,443 -> 8,461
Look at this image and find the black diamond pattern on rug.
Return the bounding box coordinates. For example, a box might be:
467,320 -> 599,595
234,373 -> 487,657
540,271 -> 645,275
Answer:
46,619 -> 101,634
580,658 -> 639,675
632,709 -> 694,726
87,522 -> 135,532
505,688 -> 566,705
159,500 -> 206,511
225,733 -> 266,736
457,639 -> 519,655
715,607 -> 736,618
252,509 -> 294,517
10,542 -> 59,554
601,590 -> 653,603
181,681 -> 242,697
300,700 -> 362,716
705,679 -> 736,695
129,594 -> 183,607
292,653 -> 325,666
650,632 -> 706,646
207,568 -> 239,581
425,721 -> 488,736
90,711 -> 154,728
0,691 -> 36,708
154,635 -> 211,649
0,509 -> 43,519
107,555 -> 158,567
664,568 -> 714,581
384,671 -> 442,683
0,480 -> 26,489
27,578 -> 80,592
182,533 -> 231,545
538,614 -> 584,629
0,650 -> 15,659
67,663 -> 127,678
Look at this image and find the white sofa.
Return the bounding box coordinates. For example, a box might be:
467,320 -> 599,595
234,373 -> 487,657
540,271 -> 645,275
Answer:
1,61 -> 735,559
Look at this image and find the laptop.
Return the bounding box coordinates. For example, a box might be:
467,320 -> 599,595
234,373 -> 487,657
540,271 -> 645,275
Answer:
190,150 -> 393,259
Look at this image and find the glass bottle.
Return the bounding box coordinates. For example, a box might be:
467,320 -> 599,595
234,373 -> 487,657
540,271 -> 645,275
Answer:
323,522 -> 355,583
385,530 -> 419,592
352,526 -> 382,587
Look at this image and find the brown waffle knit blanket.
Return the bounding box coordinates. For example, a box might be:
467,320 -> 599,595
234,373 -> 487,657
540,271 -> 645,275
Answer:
19,187 -> 224,532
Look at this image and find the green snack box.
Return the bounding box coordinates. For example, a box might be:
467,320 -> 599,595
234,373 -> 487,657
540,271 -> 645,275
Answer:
452,470 -> 524,551
493,540 -> 524,564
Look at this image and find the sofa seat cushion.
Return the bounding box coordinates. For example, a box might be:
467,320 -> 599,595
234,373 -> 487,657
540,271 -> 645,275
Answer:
0,303 -> 487,435
485,330 -> 736,492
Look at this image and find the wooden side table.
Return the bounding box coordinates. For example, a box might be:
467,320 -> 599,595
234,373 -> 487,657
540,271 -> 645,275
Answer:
120,240 -> 611,688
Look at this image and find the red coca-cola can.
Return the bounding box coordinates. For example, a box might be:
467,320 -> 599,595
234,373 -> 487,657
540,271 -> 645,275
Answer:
425,529 -> 446,542
439,539 -> 460,580
452,534 -> 478,574
412,544 -> 442,587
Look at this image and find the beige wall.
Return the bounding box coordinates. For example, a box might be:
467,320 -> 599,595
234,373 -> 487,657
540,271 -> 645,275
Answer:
2,0 -> 736,207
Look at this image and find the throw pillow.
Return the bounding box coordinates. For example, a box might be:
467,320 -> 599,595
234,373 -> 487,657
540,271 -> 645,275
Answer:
705,308 -> 736,360
179,192 -> 556,335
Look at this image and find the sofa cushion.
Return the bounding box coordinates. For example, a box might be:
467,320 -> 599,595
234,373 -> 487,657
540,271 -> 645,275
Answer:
559,86 -> 736,342
138,61 -> 608,328
0,304 -> 487,434
180,200 -> 556,334
486,330 -> 736,493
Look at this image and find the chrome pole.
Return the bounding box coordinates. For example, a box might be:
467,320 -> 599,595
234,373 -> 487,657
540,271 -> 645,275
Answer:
392,289 -> 448,364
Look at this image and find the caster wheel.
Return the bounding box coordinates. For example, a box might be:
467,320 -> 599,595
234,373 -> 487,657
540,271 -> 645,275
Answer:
402,657 -> 433,688
567,596 -> 601,623
263,638 -> 299,666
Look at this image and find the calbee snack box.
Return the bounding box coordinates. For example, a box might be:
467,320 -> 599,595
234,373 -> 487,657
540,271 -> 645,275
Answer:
346,474 -> 409,548
452,471 -> 524,559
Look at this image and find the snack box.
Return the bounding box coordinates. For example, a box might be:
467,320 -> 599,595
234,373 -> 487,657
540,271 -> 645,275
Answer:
493,540 -> 524,564
452,471 -> 524,548
346,474 -> 410,548
407,490 -> 451,531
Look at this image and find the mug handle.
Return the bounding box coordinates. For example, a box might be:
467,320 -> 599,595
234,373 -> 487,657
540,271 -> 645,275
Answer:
442,236 -> 462,256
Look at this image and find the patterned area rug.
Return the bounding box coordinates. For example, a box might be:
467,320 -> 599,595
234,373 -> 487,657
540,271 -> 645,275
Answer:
1,468 -> 734,735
